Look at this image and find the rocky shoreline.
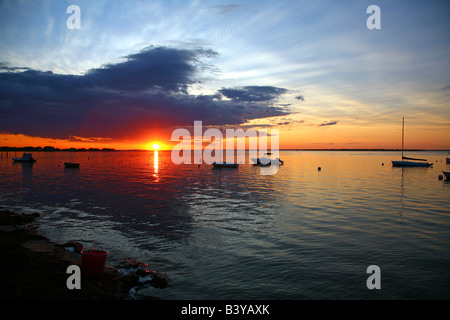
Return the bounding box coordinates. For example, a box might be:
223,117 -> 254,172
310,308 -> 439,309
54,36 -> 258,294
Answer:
0,209 -> 169,300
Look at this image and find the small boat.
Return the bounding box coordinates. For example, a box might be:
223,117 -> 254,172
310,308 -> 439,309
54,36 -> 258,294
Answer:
391,118 -> 432,167
443,171 -> 450,180
64,162 -> 80,168
12,153 -> 36,162
392,160 -> 432,167
212,162 -> 239,168
211,127 -> 239,169
251,157 -> 284,166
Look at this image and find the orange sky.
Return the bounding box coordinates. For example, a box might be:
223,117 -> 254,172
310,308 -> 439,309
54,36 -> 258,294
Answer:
2,118 -> 449,150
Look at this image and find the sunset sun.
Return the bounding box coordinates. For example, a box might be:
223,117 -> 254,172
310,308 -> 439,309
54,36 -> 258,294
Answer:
145,142 -> 161,150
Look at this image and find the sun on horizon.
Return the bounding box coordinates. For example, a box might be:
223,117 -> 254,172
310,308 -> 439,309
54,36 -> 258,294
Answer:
151,143 -> 160,151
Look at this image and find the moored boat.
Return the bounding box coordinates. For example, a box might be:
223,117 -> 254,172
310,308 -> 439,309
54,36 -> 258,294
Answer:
211,127 -> 239,169
212,162 -> 239,168
12,153 -> 36,162
391,118 -> 432,167
443,171 -> 450,180
64,162 -> 80,168
251,157 -> 284,166
392,160 -> 432,167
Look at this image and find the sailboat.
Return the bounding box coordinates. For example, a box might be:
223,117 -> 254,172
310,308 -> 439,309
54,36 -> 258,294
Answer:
391,117 -> 433,167
212,127 -> 239,168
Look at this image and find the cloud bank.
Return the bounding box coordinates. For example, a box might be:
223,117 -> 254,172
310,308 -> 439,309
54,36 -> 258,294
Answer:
0,46 -> 291,141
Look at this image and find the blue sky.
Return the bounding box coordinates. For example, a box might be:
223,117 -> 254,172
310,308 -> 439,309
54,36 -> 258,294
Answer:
1,0 -> 449,148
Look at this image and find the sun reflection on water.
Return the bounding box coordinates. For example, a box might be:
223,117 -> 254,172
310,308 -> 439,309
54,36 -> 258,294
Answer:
153,150 -> 159,182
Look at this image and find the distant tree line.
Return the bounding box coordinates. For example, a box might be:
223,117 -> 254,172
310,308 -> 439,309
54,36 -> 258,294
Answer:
0,146 -> 116,152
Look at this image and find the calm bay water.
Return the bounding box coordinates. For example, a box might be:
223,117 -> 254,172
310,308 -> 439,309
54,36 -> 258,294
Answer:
1,150 -> 449,299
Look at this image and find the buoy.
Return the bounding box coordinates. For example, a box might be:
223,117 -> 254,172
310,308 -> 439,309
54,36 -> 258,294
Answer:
438,175 -> 443,180
382,163 -> 384,166
318,167 -> 321,171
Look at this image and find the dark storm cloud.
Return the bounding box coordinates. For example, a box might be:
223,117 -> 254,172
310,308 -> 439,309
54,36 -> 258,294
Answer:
0,46 -> 291,141
86,46 -> 217,94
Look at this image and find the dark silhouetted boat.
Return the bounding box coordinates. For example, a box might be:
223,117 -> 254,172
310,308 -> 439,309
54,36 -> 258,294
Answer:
391,118 -> 432,167
12,153 -> 36,162
64,162 -> 80,168
212,162 -> 239,168
443,171 -> 450,180
212,127 -> 239,169
251,157 -> 284,166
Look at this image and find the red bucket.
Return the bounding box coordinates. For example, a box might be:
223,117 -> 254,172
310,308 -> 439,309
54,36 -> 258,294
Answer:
81,248 -> 108,275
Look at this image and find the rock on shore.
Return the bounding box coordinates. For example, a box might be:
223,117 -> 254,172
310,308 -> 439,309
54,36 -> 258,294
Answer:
0,209 -> 168,299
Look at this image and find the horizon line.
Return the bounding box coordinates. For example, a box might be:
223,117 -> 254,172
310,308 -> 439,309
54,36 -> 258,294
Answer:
1,146 -> 449,152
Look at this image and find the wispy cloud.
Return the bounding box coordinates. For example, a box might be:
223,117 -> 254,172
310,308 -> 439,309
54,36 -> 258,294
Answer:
219,86 -> 289,102
211,4 -> 244,15
318,120 -> 338,127
68,136 -> 112,143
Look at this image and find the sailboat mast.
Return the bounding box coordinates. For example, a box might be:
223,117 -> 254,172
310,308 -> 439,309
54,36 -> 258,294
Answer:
401,117 -> 404,159
220,127 -> 223,163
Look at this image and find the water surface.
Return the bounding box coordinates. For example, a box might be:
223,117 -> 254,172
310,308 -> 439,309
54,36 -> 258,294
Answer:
1,150 -> 449,299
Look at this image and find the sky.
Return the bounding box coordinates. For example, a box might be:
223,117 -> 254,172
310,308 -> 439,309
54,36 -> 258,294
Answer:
0,0 -> 449,150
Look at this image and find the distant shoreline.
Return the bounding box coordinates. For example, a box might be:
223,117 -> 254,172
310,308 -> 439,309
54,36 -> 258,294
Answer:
1,147 -> 448,152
